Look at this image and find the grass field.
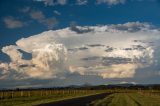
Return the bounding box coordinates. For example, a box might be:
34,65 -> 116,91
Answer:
0,90 -> 105,106
0,89 -> 160,106
92,93 -> 160,106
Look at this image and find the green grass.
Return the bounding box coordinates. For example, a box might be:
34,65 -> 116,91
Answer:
92,93 -> 160,106
1,90 -> 160,106
0,90 -> 105,106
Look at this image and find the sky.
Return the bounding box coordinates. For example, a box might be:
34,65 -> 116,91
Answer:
0,0 -> 160,88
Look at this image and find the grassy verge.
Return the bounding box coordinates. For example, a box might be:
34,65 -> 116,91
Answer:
92,93 -> 160,106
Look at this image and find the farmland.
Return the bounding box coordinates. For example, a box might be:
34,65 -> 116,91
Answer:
0,85 -> 160,106
0,89 -> 106,106
92,92 -> 160,106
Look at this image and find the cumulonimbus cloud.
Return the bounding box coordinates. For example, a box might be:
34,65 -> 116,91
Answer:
0,42 -> 68,80
0,22 -> 160,87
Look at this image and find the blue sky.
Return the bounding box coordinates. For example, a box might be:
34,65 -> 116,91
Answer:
0,0 -> 160,88
1,0 -> 160,47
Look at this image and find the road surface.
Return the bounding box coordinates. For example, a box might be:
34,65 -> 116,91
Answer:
37,93 -> 110,106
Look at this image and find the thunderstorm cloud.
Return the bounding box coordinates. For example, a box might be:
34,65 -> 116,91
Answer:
0,22 -> 160,88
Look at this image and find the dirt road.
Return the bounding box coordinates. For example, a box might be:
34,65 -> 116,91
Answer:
37,93 -> 109,106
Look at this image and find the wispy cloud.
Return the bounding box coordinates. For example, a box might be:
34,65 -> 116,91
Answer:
32,0 -> 156,6
28,10 -> 58,29
33,0 -> 67,6
54,10 -> 61,15
3,16 -> 24,29
19,7 -> 30,13
96,0 -> 126,5
76,0 -> 88,5
30,10 -> 45,20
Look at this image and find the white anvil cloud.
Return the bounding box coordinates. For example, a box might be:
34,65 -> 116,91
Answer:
0,22 -> 159,81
